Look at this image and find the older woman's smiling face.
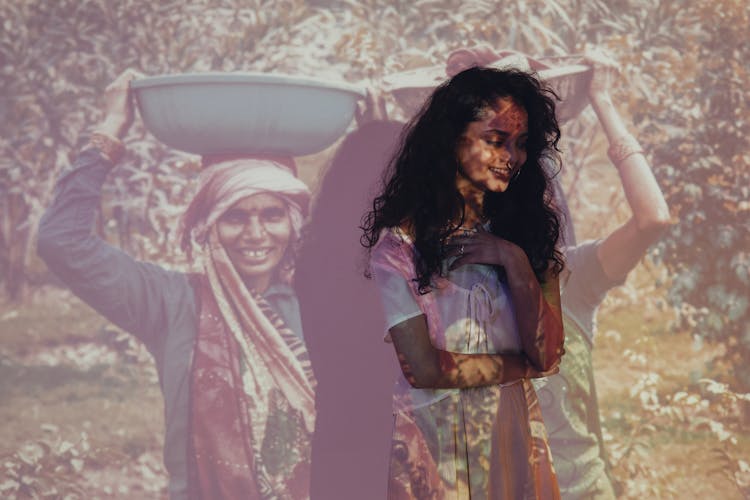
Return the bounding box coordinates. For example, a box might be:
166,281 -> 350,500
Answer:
217,193 -> 292,292
455,96 -> 528,196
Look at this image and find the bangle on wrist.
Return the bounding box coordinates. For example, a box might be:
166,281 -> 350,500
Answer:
607,134 -> 644,166
84,131 -> 125,164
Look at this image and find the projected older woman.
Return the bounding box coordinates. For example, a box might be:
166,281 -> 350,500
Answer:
37,71 -> 315,499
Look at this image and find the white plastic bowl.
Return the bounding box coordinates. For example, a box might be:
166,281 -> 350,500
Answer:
382,56 -> 592,124
131,72 -> 366,156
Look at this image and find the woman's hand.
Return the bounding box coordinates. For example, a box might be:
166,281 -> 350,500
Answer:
98,69 -> 144,139
447,226 -> 565,372
583,47 -> 619,102
445,227 -> 525,271
355,87 -> 388,127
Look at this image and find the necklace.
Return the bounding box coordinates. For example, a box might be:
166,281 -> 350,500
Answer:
446,215 -> 488,236
451,223 -> 488,237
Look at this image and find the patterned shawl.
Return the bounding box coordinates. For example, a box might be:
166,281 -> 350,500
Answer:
182,159 -> 316,499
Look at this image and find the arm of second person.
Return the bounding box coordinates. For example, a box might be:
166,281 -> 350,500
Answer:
37,149 -> 190,350
586,52 -> 671,281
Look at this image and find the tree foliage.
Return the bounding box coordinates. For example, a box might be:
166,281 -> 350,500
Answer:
622,0 -> 750,388
2,0 -> 747,379
1,0 -> 747,355
1,0 -> 748,497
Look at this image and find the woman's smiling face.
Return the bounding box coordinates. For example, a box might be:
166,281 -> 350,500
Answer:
455,96 -> 528,196
216,193 -> 292,292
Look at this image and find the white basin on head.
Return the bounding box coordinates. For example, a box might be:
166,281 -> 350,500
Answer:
382,56 -> 592,124
131,72 -> 366,157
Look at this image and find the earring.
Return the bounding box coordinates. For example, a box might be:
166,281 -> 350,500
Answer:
510,164 -> 521,183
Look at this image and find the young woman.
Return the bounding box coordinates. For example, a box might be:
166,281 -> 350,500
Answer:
362,67 -> 565,499
37,71 -> 315,499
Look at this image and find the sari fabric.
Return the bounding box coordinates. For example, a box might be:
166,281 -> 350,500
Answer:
183,159 -> 315,499
188,230 -> 315,499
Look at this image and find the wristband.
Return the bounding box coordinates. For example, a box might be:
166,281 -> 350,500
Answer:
607,134 -> 644,166
85,131 -> 125,164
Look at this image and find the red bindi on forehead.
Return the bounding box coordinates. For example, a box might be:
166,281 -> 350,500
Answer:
487,98 -> 527,133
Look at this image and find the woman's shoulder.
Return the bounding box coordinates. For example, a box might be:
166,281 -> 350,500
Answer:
373,226 -> 412,251
370,226 -> 415,269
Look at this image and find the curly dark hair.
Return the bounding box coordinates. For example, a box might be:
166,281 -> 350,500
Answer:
361,66 -> 565,292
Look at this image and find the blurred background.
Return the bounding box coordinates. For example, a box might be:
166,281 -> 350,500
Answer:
1,0 -> 748,498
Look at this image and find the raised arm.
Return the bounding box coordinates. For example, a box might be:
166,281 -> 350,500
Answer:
585,50 -> 671,281
37,70 -> 191,351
